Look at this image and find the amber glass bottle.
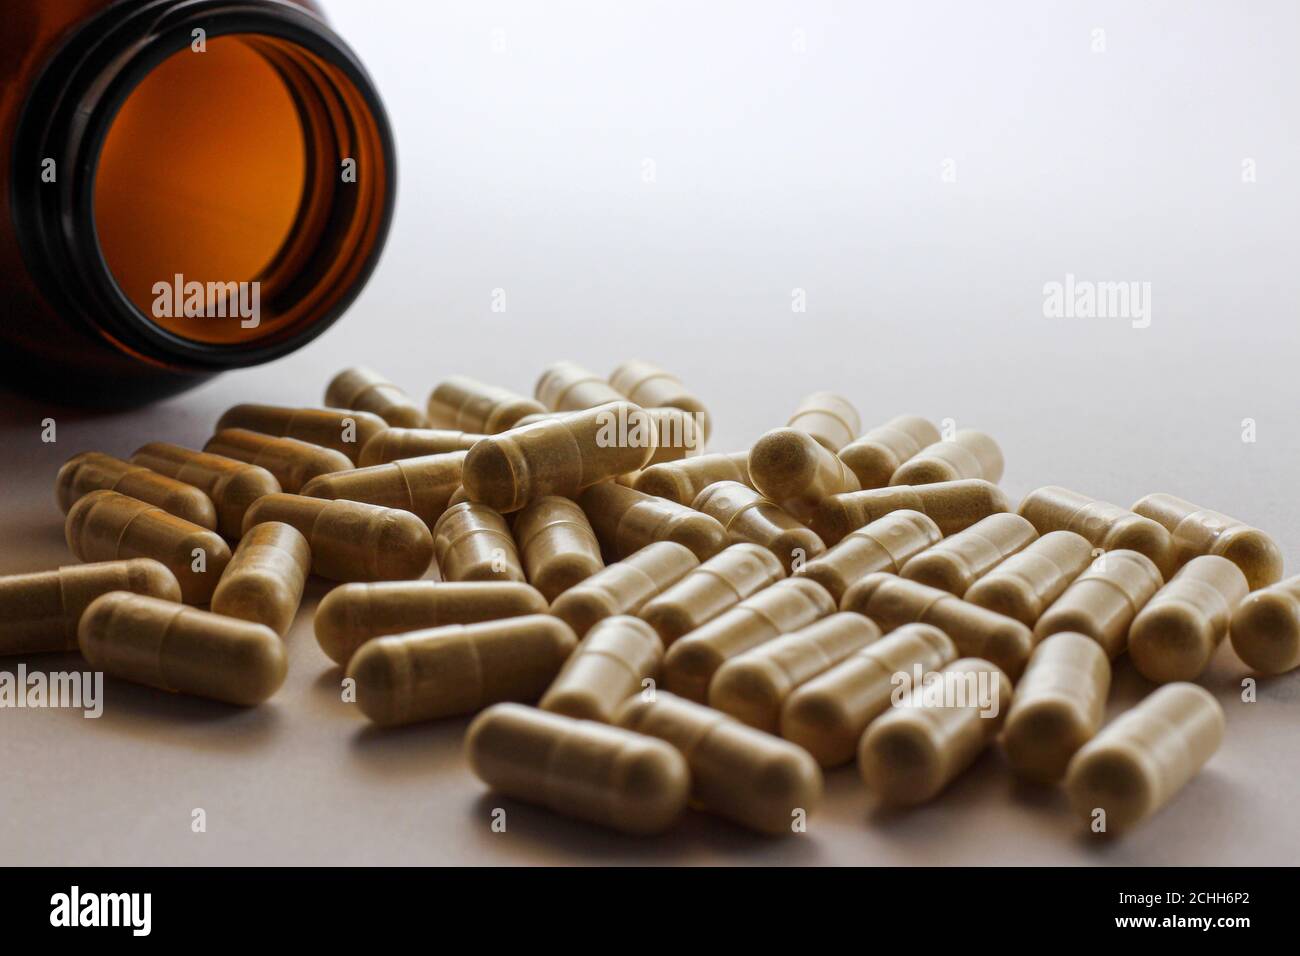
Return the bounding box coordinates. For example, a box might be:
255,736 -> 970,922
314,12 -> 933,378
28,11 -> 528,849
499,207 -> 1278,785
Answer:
0,0 -> 395,403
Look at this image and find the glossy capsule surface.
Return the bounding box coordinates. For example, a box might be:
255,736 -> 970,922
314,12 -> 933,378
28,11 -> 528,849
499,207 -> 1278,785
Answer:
1230,573 -> 1300,675
899,512 -> 1038,595
838,415 -> 940,489
786,392 -> 860,452
540,615 -> 664,723
692,480 -> 825,574
549,541 -> 699,637
638,543 -> 785,645
1019,486 -> 1177,578
535,360 -> 625,411
432,501 -> 526,583
890,430 -> 1004,486
513,496 -> 604,601
1128,555 -> 1248,683
811,479 -> 1009,546
325,366 -> 428,428
963,530 -> 1094,626
358,427 -> 485,466
1034,549 -> 1164,658
609,360 -> 711,440
427,376 -> 548,434
796,510 -> 942,603
210,521 -> 310,636
1132,493 -> 1283,590
581,481 -> 729,562
56,451 -> 217,529
633,452 -> 752,505
747,428 -> 861,522
300,451 -> 466,528
215,404 -> 389,464
204,428 -> 353,494
130,442 -> 280,539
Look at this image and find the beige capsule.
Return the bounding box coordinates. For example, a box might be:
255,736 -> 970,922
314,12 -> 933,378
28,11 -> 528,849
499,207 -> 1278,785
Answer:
79,592 -> 286,706
900,512 -> 1039,595
1034,549 -> 1164,658
1001,632 -> 1111,784
609,360 -> 711,441
65,490 -> 231,605
215,404 -> 388,464
535,360 -> 626,411
1065,683 -> 1223,834
643,406 -> 706,465
203,429 -> 353,494
466,703 -> 690,835
315,581 -> 548,665
432,501 -> 525,583
210,521 -> 310,637
786,391 -> 860,452
347,614 -> 577,726
747,428 -> 861,522
325,366 -> 428,428
130,442 -> 280,539
300,450 -> 466,528
638,543 -> 785,645
580,480 -> 729,562
890,430 -> 1004,486
963,530 -> 1094,626
0,559 -> 180,656
1132,493 -> 1283,590
513,496 -> 604,601
796,510 -> 942,603
1230,574 -> 1300,675
540,615 -> 663,722
661,577 -> 835,702
633,451 -> 752,505
692,480 -> 825,575
858,657 -> 1012,805
842,572 -> 1034,678
357,427 -> 485,466
837,415 -> 941,489
616,691 -> 823,835
56,451 -> 217,529
1128,555 -> 1248,683
241,493 -> 433,582
549,541 -> 699,637
709,611 -> 879,733
427,376 -> 548,434
812,479 -> 1010,546
782,624 -> 957,768
1018,486 -> 1177,578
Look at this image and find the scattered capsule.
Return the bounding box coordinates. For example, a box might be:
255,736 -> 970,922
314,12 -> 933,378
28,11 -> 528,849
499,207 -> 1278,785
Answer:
1132,493 -> 1283,589
427,376 -> 548,434
1128,555 -> 1248,683
1230,574 -> 1300,675
786,391 -> 860,452
811,479 -> 1010,546
210,521 -> 310,637
300,451 -> 466,528
963,530 -> 1094,626
890,430 -> 1004,486
580,480 -> 729,562
215,403 -> 388,464
204,428 -> 353,494
513,496 -> 604,601
747,428 -> 861,522
540,615 -> 664,722
609,360 -> 712,440
432,501 -> 525,583
549,541 -> 699,637
1018,486 -> 1177,578
837,415 -> 940,488
692,480 -> 825,574
56,452 -> 217,529
325,366 -> 428,428
535,360 -> 625,411
900,512 -> 1038,595
130,442 -> 280,539
358,427 -> 485,466
638,543 -> 785,645
1034,549 -> 1163,658
632,451 -> 752,504
643,406 -> 706,464
796,510 -> 942,603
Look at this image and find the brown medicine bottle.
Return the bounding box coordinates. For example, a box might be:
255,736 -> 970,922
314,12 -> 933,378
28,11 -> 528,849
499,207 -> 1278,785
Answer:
0,0 -> 395,403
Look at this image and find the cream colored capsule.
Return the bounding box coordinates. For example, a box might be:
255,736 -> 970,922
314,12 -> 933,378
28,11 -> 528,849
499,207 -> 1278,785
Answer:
78,592 -> 286,706
786,391 -> 860,452
747,428 -> 861,522
837,415 -> 941,488
1001,632 -> 1111,783
858,657 -> 1012,805
900,512 -> 1038,595
300,450 -> 466,528
325,366 -> 428,428
709,612 -> 879,733
466,703 -> 690,835
795,510 -> 942,603
638,543 -> 785,645
580,480 -> 729,562
56,452 -> 217,529
241,493 -> 433,582
535,360 -> 625,411
203,429 -> 353,494
215,404 -> 388,464
811,479 -> 1010,546
1018,486 -> 1177,578
1034,549 -> 1163,658
1065,683 -> 1223,834
432,501 -> 525,583
692,480 -> 825,574
540,615 -> 663,722
1230,574 -> 1300,675
0,559 -> 181,656
609,360 -> 711,441
315,581 -> 548,665
357,427 -> 485,466
842,572 -> 1034,678
1128,555 -> 1248,683
616,691 -> 823,835
210,522 -> 310,637
347,614 -> 577,726
130,442 -> 280,539
963,530 -> 1094,626
513,496 -> 604,601
633,451 -> 752,504
782,624 -> 957,768
65,490 -> 231,605
427,376 -> 548,434
1132,492 -> 1283,589
549,541 -> 699,637
643,406 -> 706,464
661,577 -> 835,702
890,430 -> 1004,486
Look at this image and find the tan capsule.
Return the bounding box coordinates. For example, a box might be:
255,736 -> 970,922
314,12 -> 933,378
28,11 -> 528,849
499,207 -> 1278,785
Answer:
1001,632 -> 1111,783
963,530 -> 1094,626
432,501 -> 525,583
638,543 -> 785,645
466,703 -> 690,835
0,559 -> 180,656
78,592 -> 286,706
315,581 -> 548,665
513,496 -> 604,601
463,402 -> 656,512
325,366 -> 428,428
837,415 -> 941,488
709,612 -> 880,733
661,577 -> 835,702
1132,492 -> 1283,589
534,360 -> 626,411
1018,486 -> 1177,578
56,452 -> 217,529
1128,555 -> 1248,683
209,522 -> 310,637
811,479 -> 1010,546
215,403 -> 388,464
540,615 -> 663,722
609,360 -> 712,441
203,429 -> 353,494
796,510 -> 942,603
357,427 -> 485,466
1065,683 -> 1224,833
786,391 -> 860,452
616,691 -> 823,835
1230,574 -> 1300,675
782,624 -> 957,768
643,406 -> 706,464
300,451 -> 466,528
580,480 -> 729,562
692,480 -> 825,574
842,572 -> 1034,678
747,428 -> 861,522
130,442 -> 280,539
1034,549 -> 1164,658
347,614 -> 577,726
65,490 -> 231,604
241,493 -> 433,582
889,430 -> 1004,486
633,451 -> 752,504
550,541 -> 699,637
858,657 -> 1012,805
427,376 -> 548,434
900,512 -> 1038,595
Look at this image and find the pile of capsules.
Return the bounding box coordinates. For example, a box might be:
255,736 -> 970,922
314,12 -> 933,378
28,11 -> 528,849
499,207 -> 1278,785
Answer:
2,360 -> 1296,838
